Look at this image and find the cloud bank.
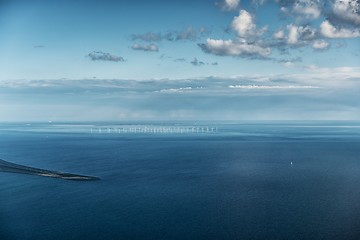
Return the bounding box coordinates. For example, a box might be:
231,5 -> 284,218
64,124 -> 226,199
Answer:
2,66 -> 359,121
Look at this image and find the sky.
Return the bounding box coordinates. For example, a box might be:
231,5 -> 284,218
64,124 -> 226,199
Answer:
0,0 -> 360,121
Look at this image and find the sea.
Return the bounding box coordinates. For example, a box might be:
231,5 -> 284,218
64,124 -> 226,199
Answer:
1,121 -> 360,240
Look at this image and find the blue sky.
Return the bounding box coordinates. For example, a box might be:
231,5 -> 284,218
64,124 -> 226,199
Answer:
0,0 -> 360,121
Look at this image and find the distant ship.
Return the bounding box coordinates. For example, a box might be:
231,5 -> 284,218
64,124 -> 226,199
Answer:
0,159 -> 100,181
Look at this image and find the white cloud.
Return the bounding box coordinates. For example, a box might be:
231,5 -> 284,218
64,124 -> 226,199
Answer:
292,0 -> 322,19
229,85 -> 320,89
280,6 -> 288,13
131,44 -> 159,52
332,0 -> 360,26
272,24 -> 318,48
284,24 -> 317,45
277,0 -> 322,20
199,38 -> 271,58
320,20 -> 360,38
222,0 -> 241,11
200,9 -> 269,58
287,25 -> 300,44
273,30 -> 285,39
232,10 -> 265,38
157,87 -> 193,93
312,39 -> 329,50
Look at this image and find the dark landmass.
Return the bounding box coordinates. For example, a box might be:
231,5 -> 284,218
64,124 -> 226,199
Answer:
0,159 -> 100,181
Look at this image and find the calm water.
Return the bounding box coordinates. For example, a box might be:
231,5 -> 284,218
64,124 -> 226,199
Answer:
1,122 -> 360,240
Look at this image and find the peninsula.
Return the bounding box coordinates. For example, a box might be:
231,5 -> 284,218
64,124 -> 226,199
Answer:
0,159 -> 100,181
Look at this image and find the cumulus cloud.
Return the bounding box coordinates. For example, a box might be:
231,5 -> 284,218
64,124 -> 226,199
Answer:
292,0 -> 322,19
208,0 -> 359,58
207,1 -> 357,59
271,24 -> 323,52
312,39 -> 330,50
277,0 -> 323,20
200,9 -> 270,58
330,0 -> 360,26
87,51 -> 125,62
320,20 -> 360,38
199,38 -> 271,58
231,10 -> 266,38
220,0 -> 241,11
286,24 -> 317,45
131,44 -> 159,52
273,30 -> 285,39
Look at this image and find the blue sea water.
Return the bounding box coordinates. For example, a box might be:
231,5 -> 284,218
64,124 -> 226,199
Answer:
1,122 -> 360,240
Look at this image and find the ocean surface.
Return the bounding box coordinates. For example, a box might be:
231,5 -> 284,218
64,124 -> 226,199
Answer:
1,121 -> 360,240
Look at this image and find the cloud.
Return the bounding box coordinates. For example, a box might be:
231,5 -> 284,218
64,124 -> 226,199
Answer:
287,24 -> 317,45
189,58 -> 219,66
2,67 -> 360,121
157,87 -> 193,93
229,85 -> 320,89
273,30 -> 285,39
320,20 -> 360,38
175,27 -> 198,41
271,23 -> 332,53
219,0 -> 241,11
292,0 -> 322,19
199,38 -> 271,58
174,58 -> 186,62
273,24 -> 317,47
312,39 -> 329,50
87,51 -> 125,62
131,27 -> 208,43
131,44 -> 159,52
278,57 -> 302,67
275,0 -> 360,39
190,58 -> 205,66
330,0 -> 360,26
252,0 -> 267,6
199,26 -> 209,34
277,0 -> 323,20
131,32 -> 162,42
231,10 -> 266,38
33,45 -> 45,48
2,67 -> 359,91
200,9 -> 270,59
